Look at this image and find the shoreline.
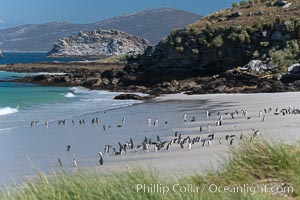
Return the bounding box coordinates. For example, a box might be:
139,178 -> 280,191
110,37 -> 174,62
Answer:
1,60 -> 299,96
1,92 -> 300,184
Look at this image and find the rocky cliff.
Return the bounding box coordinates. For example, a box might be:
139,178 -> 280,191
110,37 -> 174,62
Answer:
47,29 -> 150,58
125,0 -> 300,86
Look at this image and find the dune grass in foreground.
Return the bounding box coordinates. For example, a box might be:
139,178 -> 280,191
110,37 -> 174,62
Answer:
1,140 -> 300,200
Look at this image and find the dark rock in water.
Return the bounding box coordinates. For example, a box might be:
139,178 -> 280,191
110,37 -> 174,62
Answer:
48,29 -> 150,58
33,75 -> 48,81
114,93 -> 151,100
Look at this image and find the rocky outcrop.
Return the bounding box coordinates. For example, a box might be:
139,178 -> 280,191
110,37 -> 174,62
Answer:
124,0 -> 300,86
240,60 -> 278,72
48,29 -> 150,58
114,94 -> 153,100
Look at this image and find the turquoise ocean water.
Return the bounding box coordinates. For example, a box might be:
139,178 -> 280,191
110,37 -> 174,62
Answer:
0,53 -> 138,130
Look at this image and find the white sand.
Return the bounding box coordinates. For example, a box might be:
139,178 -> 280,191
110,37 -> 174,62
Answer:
2,92 -> 300,183
87,92 -> 300,178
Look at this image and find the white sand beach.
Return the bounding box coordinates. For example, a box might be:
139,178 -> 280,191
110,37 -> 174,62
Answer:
1,92 -> 300,184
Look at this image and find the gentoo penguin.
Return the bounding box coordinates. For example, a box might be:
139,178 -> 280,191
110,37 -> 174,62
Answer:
174,132 -> 178,137
58,158 -> 63,167
240,133 -> 243,140
72,120 -> 75,125
157,135 -> 160,142
259,111 -> 262,117
230,139 -> 234,145
262,116 -> 266,122
129,138 -> 134,149
122,117 -> 125,124
183,113 -> 187,122
147,118 -> 151,126
73,158 -> 78,168
207,124 -> 211,131
104,145 -> 110,155
188,142 -> 192,150
200,126 -> 203,132
99,156 -> 103,165
166,142 -> 171,151
225,135 -> 230,140
44,121 -> 48,126
207,140 -> 212,146
191,117 -> 196,122
98,152 -> 103,165
206,110 -> 210,118
219,138 -> 222,144
208,133 -> 215,140
180,142 -> 184,149
66,145 -> 71,152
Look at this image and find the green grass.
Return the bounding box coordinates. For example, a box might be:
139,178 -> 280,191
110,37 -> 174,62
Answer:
1,140 -> 300,200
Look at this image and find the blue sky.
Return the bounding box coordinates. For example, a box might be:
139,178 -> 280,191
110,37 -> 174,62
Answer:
0,0 -> 237,25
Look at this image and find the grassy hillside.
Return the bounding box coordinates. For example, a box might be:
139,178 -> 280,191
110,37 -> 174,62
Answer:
1,140 -> 300,200
131,0 -> 300,85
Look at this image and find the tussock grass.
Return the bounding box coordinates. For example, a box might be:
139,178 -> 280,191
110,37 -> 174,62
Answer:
1,140 -> 300,200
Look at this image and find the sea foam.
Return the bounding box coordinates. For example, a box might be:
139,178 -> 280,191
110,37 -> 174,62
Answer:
64,92 -> 76,98
0,107 -> 19,116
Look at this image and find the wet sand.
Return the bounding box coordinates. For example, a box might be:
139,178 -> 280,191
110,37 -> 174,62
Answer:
1,92 -> 300,184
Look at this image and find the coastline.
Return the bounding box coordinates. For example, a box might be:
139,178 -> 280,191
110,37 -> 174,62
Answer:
1,91 -> 300,184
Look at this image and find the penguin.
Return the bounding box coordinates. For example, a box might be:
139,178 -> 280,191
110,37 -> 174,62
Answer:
73,158 -> 77,168
259,111 -> 262,118
225,135 -> 230,140
58,158 -> 63,167
99,156 -> 103,165
188,142 -> 192,150
147,118 -> 151,126
157,135 -> 160,142
66,145 -> 71,152
98,152 -> 103,165
208,133 -> 215,140
175,132 -> 178,137
207,124 -> 211,131
104,145 -> 110,155
208,140 -> 212,146
183,113 -> 187,122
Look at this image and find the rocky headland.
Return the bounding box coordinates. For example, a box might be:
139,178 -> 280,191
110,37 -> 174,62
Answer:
1,0 -> 300,99
47,29 -> 150,58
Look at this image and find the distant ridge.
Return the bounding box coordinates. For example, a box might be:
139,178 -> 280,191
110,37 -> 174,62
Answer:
0,8 -> 201,52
